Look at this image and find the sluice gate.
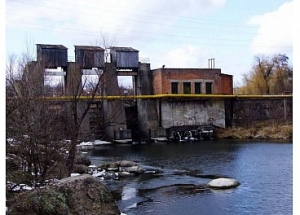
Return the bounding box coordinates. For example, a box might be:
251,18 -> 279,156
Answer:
166,125 -> 214,141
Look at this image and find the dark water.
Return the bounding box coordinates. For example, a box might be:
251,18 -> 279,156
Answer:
87,139 -> 292,215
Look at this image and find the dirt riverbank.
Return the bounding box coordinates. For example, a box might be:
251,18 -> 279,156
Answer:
214,120 -> 292,140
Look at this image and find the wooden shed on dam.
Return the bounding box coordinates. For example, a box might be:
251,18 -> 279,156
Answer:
109,47 -> 139,69
74,45 -> 105,69
36,44 -> 68,68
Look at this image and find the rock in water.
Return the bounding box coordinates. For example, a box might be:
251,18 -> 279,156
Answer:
207,178 -> 240,189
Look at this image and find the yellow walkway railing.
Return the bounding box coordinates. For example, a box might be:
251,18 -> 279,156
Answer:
38,94 -> 292,101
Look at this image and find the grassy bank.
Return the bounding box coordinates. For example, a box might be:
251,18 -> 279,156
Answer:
214,120 -> 292,140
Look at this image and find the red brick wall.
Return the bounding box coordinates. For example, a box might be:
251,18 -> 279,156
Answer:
152,69 -> 162,94
152,68 -> 233,94
221,74 -> 233,94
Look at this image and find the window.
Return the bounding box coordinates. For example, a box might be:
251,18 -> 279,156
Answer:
183,82 -> 191,94
171,82 -> 179,94
206,82 -> 213,94
195,82 -> 202,94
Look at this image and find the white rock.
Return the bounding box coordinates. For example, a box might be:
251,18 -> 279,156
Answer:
78,141 -> 94,146
23,185 -> 33,190
107,167 -> 119,171
92,171 -> 106,178
94,140 -> 112,145
207,178 -> 240,189
88,165 -> 98,168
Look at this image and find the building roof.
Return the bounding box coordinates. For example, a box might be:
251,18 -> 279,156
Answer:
74,45 -> 104,51
109,46 -> 139,52
151,67 -> 222,71
36,44 -> 67,49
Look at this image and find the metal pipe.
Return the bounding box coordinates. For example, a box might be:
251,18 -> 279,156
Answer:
8,94 -> 292,101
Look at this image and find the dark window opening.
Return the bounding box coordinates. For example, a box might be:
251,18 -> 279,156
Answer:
206,82 -> 213,94
195,82 -> 202,94
171,82 -> 179,94
183,82 -> 191,94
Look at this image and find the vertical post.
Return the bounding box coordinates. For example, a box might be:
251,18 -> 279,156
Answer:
132,75 -> 136,96
283,98 -> 287,119
159,98 -> 162,127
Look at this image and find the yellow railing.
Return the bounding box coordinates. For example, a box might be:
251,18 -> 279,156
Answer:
38,94 -> 293,101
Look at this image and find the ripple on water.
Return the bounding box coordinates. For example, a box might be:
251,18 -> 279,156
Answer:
90,140 -> 292,215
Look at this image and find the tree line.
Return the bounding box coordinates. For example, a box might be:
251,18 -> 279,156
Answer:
235,54 -> 292,95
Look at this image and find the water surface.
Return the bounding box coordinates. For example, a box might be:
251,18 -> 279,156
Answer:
87,139 -> 292,215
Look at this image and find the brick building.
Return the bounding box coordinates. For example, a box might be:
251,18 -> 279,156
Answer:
152,68 -> 233,95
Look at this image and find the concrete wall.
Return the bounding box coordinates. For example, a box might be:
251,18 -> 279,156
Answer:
77,101 -> 93,140
102,63 -> 128,138
66,62 -> 129,140
225,98 -> 293,126
65,62 -> 82,96
46,96 -> 292,140
160,99 -> 225,128
136,63 -> 160,137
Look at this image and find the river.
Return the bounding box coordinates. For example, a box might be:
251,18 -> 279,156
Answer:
86,139 -> 292,215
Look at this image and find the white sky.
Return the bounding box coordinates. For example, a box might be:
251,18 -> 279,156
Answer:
4,0 -> 294,88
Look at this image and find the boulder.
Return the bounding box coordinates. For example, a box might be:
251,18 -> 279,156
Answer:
96,160 -> 163,179
119,165 -> 144,174
72,164 -> 89,174
207,178 -> 240,189
75,153 -> 92,166
118,160 -> 138,167
7,174 -> 120,215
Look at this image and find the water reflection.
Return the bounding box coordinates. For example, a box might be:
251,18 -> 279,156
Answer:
88,140 -> 292,215
122,186 -> 137,201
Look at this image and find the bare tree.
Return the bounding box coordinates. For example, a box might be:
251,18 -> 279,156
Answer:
236,54 -> 292,95
6,36 -> 130,184
61,39 -> 128,176
6,53 -> 69,186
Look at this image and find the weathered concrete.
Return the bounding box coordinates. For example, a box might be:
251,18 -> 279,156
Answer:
102,63 -> 128,138
65,62 -> 82,96
225,98 -> 293,127
136,63 -> 160,137
45,96 -> 292,141
160,99 -> 225,128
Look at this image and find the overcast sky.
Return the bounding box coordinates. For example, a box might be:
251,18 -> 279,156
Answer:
5,0 -> 294,88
